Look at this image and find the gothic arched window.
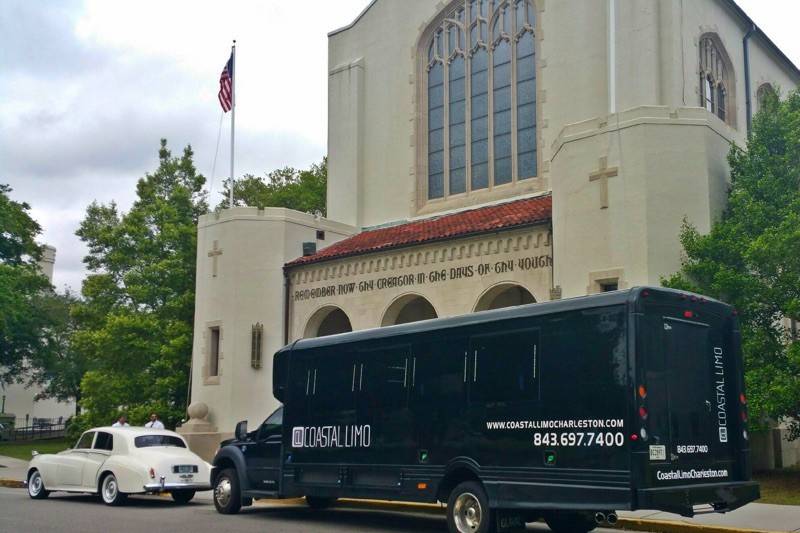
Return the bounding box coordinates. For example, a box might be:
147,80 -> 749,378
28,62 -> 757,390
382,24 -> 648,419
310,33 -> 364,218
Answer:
757,83 -> 776,111
699,35 -> 733,125
425,0 -> 537,201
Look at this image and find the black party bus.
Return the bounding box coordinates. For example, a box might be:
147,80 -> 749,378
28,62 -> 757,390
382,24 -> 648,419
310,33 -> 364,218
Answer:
210,287 -> 758,533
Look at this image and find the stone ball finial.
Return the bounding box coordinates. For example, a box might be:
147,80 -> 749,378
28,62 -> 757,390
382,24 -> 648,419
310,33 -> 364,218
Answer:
187,402 -> 209,421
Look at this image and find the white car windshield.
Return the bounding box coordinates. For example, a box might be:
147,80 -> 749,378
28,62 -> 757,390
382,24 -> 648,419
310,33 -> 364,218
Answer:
134,435 -> 186,448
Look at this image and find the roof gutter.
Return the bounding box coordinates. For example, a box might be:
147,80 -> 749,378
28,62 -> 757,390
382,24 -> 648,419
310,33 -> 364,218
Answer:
743,22 -> 757,136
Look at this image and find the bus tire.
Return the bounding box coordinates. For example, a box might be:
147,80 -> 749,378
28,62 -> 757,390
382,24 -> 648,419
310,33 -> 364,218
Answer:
447,481 -> 496,533
544,511 -> 597,533
306,496 -> 337,509
213,468 -> 242,515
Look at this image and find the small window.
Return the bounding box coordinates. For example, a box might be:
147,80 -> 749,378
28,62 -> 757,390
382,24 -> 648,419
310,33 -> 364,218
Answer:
600,281 -> 619,292
251,323 -> 263,370
94,432 -> 113,451
316,230 -> 326,241
209,327 -> 221,376
472,329 -> 540,403
75,432 -> 95,449
134,435 -> 186,448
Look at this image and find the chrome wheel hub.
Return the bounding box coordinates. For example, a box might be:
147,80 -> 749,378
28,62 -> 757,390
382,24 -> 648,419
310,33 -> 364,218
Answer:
28,472 -> 42,495
215,478 -> 232,507
103,476 -> 118,502
454,492 -> 483,532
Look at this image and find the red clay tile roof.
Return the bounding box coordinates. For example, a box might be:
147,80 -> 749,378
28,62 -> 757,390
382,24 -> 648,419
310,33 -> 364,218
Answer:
286,194 -> 552,267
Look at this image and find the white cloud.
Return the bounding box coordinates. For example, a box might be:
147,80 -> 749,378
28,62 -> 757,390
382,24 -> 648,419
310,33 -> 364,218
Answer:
1,0 -> 370,292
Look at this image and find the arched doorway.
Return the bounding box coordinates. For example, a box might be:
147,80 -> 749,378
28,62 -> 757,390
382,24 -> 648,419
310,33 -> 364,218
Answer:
303,306 -> 353,338
474,283 -> 536,312
381,294 -> 438,327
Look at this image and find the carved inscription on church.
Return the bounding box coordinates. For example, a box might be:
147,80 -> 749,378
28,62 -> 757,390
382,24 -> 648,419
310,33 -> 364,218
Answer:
293,255 -> 552,302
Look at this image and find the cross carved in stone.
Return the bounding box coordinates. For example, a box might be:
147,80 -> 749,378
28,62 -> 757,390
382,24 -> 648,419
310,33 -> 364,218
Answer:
589,156 -> 619,209
208,240 -> 223,278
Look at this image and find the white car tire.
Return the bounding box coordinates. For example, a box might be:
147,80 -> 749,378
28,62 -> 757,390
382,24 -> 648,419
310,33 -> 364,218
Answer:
100,473 -> 128,506
27,470 -> 50,500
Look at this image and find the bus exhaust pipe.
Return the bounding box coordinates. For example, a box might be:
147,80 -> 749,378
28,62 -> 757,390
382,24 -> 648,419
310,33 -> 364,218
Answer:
607,512 -> 618,525
595,512 -> 607,524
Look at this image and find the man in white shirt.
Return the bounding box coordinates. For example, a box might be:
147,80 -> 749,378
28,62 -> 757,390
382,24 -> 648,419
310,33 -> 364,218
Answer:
145,413 -> 165,430
112,415 -> 130,427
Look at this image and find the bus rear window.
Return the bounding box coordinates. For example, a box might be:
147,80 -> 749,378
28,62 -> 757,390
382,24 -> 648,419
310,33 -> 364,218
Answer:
134,435 -> 186,448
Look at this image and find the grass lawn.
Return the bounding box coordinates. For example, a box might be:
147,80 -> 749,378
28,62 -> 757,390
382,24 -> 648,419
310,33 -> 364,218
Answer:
755,468 -> 800,506
0,438 -> 71,461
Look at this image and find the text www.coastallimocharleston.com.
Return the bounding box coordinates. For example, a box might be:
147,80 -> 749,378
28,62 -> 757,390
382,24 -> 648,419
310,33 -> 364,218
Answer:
486,418 -> 625,430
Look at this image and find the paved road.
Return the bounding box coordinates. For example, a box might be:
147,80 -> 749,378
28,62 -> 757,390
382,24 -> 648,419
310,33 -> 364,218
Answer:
0,487 -> 632,533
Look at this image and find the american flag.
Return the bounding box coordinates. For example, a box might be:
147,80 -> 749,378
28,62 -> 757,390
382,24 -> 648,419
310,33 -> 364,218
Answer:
218,53 -> 234,112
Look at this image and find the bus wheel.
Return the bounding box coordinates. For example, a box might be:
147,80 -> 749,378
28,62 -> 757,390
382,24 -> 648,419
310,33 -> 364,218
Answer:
447,481 -> 495,533
213,468 -> 242,515
306,496 -> 337,509
544,511 -> 597,533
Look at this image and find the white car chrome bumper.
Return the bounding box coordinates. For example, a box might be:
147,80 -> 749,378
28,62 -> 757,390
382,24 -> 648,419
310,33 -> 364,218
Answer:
143,481 -> 211,492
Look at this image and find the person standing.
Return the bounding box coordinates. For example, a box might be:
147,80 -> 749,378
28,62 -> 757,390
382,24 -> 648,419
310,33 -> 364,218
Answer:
112,415 -> 130,427
145,413 -> 165,430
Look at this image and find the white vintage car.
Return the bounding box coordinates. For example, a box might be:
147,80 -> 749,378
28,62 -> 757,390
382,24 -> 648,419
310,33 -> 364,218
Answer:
26,426 -> 211,505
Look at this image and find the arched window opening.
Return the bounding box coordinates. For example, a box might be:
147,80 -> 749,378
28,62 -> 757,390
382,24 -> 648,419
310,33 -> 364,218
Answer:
304,307 -> 353,338
424,0 -> 537,201
474,283 -> 536,312
699,36 -> 733,125
381,295 -> 438,326
757,83 -> 776,111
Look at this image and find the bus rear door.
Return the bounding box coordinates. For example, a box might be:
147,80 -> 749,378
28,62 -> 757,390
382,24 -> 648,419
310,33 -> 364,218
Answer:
637,303 -> 742,494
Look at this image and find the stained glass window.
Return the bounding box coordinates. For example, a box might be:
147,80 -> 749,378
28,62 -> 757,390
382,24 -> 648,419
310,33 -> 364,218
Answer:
425,0 -> 537,200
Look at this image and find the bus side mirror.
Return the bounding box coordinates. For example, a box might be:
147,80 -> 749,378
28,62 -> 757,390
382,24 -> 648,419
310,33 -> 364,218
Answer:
235,421 -> 248,441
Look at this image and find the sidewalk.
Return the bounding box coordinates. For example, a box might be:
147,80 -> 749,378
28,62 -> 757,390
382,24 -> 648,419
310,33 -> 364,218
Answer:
0,454 -> 28,488
2,454 -> 798,533
618,505 -> 800,532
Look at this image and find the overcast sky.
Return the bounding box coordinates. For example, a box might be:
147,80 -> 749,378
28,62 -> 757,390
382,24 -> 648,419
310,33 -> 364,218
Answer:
1,1 -> 799,292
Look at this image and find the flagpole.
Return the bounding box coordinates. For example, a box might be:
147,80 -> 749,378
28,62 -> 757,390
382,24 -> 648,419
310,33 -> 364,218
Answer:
229,40 -> 236,208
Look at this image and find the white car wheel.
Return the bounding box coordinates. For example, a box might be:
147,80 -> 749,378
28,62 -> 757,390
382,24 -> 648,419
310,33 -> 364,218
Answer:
27,470 -> 49,499
100,473 -> 127,506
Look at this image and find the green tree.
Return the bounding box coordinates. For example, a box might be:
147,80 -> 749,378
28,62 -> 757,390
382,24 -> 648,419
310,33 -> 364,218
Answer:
23,291 -> 87,415
71,140 -> 207,430
220,157 -> 327,215
663,89 -> 800,438
0,184 -> 51,383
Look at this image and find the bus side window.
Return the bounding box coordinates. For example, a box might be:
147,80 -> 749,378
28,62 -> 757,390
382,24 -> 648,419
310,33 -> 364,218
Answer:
471,329 -> 540,404
310,350 -> 356,416
359,346 -> 410,412
412,339 -> 467,407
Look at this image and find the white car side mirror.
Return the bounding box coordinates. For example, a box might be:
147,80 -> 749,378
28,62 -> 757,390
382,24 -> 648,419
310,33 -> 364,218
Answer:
31,451 -> 39,457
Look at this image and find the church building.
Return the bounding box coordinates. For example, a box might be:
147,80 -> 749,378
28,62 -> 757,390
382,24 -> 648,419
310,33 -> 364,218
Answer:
182,0 -> 799,451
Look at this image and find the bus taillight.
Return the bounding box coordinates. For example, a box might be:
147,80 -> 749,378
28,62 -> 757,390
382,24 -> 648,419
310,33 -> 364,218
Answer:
638,406 -> 648,420
740,393 -> 747,405
638,385 -> 647,399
